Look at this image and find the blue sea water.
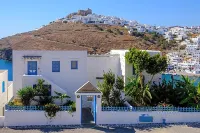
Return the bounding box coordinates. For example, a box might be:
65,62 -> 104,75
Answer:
0,59 -> 12,81
162,74 -> 200,86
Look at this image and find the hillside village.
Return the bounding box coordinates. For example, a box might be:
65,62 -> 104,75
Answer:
56,8 -> 200,75
55,9 -> 200,40
1,8 -> 200,75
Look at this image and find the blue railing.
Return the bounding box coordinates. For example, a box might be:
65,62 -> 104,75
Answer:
102,106 -> 200,112
6,105 -> 72,111
60,106 -> 72,111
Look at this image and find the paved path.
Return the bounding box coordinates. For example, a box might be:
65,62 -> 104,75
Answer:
81,108 -> 94,124
1,125 -> 200,133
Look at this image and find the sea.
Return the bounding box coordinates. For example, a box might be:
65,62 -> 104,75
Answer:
162,73 -> 200,86
0,59 -> 13,81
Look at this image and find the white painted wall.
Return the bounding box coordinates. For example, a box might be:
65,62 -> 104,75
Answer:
13,49 -> 162,101
4,111 -> 80,126
0,70 -> 9,116
110,50 -> 162,84
13,50 -> 88,100
97,111 -> 200,124
87,55 -> 121,87
7,81 -> 13,101
22,75 -> 67,95
0,116 -> 4,127
0,70 -> 8,95
96,94 -> 200,125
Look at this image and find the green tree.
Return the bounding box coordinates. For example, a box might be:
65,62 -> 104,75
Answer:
98,70 -> 125,106
176,76 -> 200,108
125,48 -> 167,86
17,86 -> 35,106
34,79 -> 53,106
125,76 -> 152,106
146,54 -> 167,83
125,48 -> 150,87
150,79 -> 177,106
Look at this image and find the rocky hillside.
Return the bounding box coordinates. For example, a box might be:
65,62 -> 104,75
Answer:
0,22 -> 176,61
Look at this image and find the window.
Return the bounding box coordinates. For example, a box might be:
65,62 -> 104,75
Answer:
71,61 -> 78,69
2,81 -> 5,93
52,61 -> 60,72
87,96 -> 93,102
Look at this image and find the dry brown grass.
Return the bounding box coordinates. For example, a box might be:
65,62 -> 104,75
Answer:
0,22 -> 172,54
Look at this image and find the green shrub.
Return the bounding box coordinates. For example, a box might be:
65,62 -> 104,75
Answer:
94,25 -> 103,31
63,100 -> 76,112
34,79 -> 54,106
116,29 -> 123,35
106,29 -> 113,33
17,86 -> 35,106
44,103 -> 60,119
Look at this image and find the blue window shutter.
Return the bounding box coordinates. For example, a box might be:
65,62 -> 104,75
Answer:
2,81 -> 5,93
52,61 -> 60,72
71,61 -> 78,69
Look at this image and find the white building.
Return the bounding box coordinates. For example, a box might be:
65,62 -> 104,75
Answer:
0,70 -> 13,116
186,44 -> 200,53
12,48 -> 161,101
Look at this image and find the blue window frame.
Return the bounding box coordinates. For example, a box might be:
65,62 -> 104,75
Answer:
52,61 -> 60,72
2,81 -> 5,93
71,61 -> 78,69
28,61 -> 37,75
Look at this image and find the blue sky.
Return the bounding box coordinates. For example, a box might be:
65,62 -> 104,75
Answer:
0,0 -> 200,39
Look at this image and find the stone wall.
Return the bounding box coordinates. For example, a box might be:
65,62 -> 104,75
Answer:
67,8 -> 92,18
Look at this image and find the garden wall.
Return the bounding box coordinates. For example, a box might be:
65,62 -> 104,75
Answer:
97,111 -> 200,124
4,111 -> 80,126
0,116 -> 4,127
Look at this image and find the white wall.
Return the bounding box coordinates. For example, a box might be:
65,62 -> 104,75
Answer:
7,81 -> 13,101
22,75 -> 67,95
13,50 -> 88,100
4,111 -> 80,126
97,111 -> 200,124
0,70 -> 8,95
0,70 -> 8,116
87,55 -> 121,87
0,116 -> 4,127
110,50 -> 162,84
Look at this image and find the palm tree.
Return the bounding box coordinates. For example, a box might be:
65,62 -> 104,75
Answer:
125,76 -> 152,106
178,76 -> 200,108
53,91 -> 70,105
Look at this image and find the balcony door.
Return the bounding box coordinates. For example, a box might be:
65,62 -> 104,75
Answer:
28,61 -> 37,75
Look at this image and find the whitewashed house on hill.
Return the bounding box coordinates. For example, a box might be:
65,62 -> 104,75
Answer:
12,45 -> 161,101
